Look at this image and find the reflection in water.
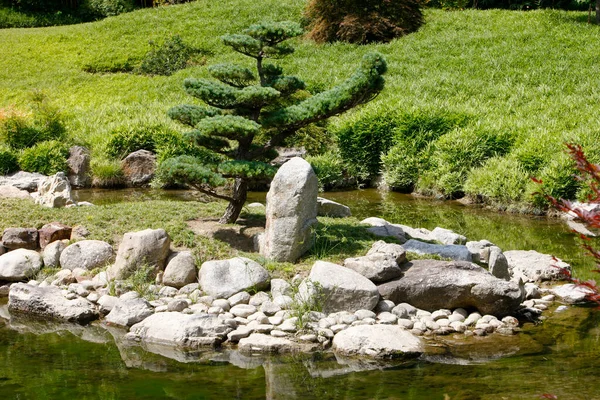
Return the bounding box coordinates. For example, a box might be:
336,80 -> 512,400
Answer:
1,299 -> 600,399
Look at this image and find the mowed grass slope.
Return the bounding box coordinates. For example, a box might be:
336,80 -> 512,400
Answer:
1,3 -> 599,191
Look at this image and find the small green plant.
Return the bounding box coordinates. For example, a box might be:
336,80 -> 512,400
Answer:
306,151 -> 352,191
0,145 -> 19,175
105,124 -> 164,159
289,279 -> 327,330
82,58 -> 137,74
90,157 -> 124,187
136,35 -> 202,76
30,267 -> 63,283
18,140 -> 69,175
464,156 -> 530,203
120,264 -> 157,299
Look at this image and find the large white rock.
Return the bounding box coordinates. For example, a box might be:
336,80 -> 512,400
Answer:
128,312 -> 232,347
8,283 -> 99,324
105,298 -> 154,327
107,229 -> 171,280
0,249 -> 43,281
162,251 -> 197,289
504,250 -> 571,283
298,261 -> 380,313
35,172 -> 75,208
0,171 -> 46,192
199,257 -> 270,299
0,185 -> 32,200
238,333 -> 319,353
59,240 -> 114,271
332,325 -> 423,358
551,284 -> 595,304
259,157 -> 318,262
430,227 -> 467,245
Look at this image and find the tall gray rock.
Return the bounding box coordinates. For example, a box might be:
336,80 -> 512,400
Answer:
107,229 -> 171,280
67,146 -> 91,188
258,157 -> 318,262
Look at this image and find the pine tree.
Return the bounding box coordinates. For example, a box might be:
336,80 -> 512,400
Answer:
160,21 -> 387,224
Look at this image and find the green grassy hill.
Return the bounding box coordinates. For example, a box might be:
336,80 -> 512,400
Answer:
1,3 -> 599,205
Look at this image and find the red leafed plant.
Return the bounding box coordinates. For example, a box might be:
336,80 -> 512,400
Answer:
534,143 -> 600,305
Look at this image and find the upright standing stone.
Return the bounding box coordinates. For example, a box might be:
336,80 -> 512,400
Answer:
258,157 -> 318,262
67,146 -> 91,188
107,229 -> 171,280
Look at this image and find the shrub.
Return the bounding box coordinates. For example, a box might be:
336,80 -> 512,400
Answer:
136,35 -> 201,76
0,145 -> 19,175
335,110 -> 399,184
105,124 -> 164,159
306,151 -> 351,191
464,156 -> 530,203
418,127 -> 514,197
18,140 -> 69,175
381,143 -> 425,192
82,58 -> 136,74
305,0 -> 424,44
82,0 -> 135,17
90,157 -> 124,187
527,152 -> 579,207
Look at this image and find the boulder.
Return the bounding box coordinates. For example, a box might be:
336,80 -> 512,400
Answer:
0,171 -> 46,192
121,150 -> 156,187
0,185 -> 32,200
488,246 -> 510,280
298,261 -> 380,313
377,260 -> 524,317
43,241 -> 67,269
360,218 -> 407,242
38,222 -> 72,249
8,283 -> 99,324
317,197 -> 351,218
504,250 -> 571,283
402,239 -> 472,262
430,227 -> 467,245
366,240 -> 407,264
67,146 -> 91,188
258,157 -> 318,262
162,251 -> 197,289
466,240 -> 495,264
105,297 -> 154,327
238,333 -> 319,353
551,284 -> 595,304
107,229 -> 170,280
2,227 -> 38,250
0,249 -> 43,281
199,257 -> 270,299
128,312 -> 232,347
60,240 -> 114,271
35,172 -> 75,208
70,225 -> 91,241
332,325 -> 423,358
343,253 -> 402,283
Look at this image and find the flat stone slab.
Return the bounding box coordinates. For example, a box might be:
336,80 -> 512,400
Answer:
8,283 -> 99,324
332,325 -> 423,358
238,333 -> 319,353
504,250 -> 571,283
402,239 -> 472,262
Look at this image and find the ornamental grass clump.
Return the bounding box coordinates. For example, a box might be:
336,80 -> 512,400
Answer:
159,21 -> 387,224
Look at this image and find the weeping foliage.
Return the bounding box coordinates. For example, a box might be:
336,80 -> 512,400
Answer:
160,20 -> 386,223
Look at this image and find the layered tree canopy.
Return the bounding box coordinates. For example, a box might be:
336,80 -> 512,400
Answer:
160,21 -> 387,223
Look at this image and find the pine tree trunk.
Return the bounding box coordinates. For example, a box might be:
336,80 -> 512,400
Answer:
219,178 -> 248,224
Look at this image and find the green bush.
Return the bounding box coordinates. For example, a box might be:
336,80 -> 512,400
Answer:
335,110 -> 399,184
105,124 -> 165,159
18,140 -> 69,175
527,153 -> 579,207
306,151 -> 351,191
83,0 -> 135,17
0,145 -> 18,175
82,58 -> 136,74
418,127 -> 514,197
464,156 -> 530,203
381,143 -> 424,192
136,35 -> 200,76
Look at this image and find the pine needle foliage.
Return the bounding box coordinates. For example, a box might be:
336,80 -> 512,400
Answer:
161,21 -> 387,223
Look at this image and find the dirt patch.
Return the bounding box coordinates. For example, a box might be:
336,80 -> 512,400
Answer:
187,216 -> 265,252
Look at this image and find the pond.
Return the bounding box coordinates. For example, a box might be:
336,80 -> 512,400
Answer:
2,188 -> 596,399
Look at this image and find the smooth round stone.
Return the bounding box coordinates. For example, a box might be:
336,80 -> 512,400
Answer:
431,309 -> 451,321
473,328 -> 487,336
436,318 -> 450,327
234,317 -> 248,325
541,294 -> 555,302
178,282 -> 200,295
424,319 -> 440,331
453,308 -> 469,318
278,317 -> 298,332
464,313 -> 482,326
230,304 -> 257,318
208,306 -> 224,314
340,314 -> 358,325
413,321 -> 427,331
480,314 -> 496,324
223,318 -> 237,328
502,316 -> 519,326
450,321 -> 465,332
464,330 -> 474,337
351,320 -> 371,326
270,330 -> 289,338
448,314 -> 465,323
268,315 -> 284,326
375,300 -> 395,313
355,309 -> 377,320
87,292 -> 100,303
155,305 -> 168,313
28,280 -> 40,286
228,327 -> 252,342
167,299 -> 189,312
247,311 -> 267,321
555,305 -> 569,312
254,324 -> 274,334
273,295 -> 293,309
120,291 -> 140,300
306,311 -> 326,322
198,296 -> 215,306
435,327 -> 454,335
488,319 -> 503,328
212,299 -> 231,311
391,305 -> 409,319
416,310 -> 432,318
298,334 -> 318,342
377,312 -> 397,324
331,324 -> 348,333
249,292 -> 270,306
220,312 -> 234,319
228,291 -> 251,306
318,328 -> 334,339
189,303 -> 208,313
65,292 -> 77,300
522,300 -> 536,308
362,318 -> 376,325
158,286 -> 178,297
535,304 -> 548,311
251,314 -> 269,324
496,326 -> 515,335
411,328 -> 424,336
397,318 -> 414,329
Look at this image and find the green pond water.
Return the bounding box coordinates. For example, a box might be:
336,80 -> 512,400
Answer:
1,188 -> 595,399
